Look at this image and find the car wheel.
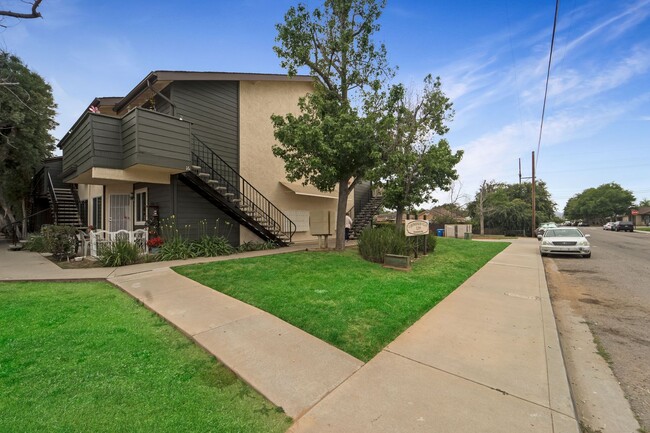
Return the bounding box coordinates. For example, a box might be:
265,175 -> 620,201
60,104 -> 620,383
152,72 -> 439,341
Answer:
583,253 -> 591,258
541,252 -> 548,257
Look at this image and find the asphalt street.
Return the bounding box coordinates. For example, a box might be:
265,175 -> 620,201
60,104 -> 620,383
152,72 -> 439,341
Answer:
544,226 -> 650,430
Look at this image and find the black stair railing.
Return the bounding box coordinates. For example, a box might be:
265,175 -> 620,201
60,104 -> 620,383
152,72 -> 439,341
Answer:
32,167 -> 47,198
190,135 -> 296,242
46,171 -> 59,223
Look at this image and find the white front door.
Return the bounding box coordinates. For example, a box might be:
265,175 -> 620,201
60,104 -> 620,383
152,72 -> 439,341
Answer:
109,194 -> 131,232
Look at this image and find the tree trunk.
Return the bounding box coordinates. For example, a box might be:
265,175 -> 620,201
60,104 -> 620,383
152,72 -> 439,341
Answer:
22,198 -> 28,239
395,204 -> 404,229
335,179 -> 350,251
0,194 -> 21,239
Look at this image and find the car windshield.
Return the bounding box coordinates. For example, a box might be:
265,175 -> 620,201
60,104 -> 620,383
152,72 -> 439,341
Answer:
545,229 -> 583,238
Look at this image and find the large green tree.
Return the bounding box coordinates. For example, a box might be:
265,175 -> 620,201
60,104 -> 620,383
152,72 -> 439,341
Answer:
564,183 -> 635,223
373,75 -> 463,227
272,0 -> 393,250
466,181 -> 556,235
0,51 -> 57,237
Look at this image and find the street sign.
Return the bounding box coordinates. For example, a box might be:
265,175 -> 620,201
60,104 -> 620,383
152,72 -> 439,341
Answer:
631,209 -> 639,215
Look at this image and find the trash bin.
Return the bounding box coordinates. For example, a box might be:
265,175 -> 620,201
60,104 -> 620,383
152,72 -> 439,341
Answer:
464,232 -> 472,240
436,228 -> 444,237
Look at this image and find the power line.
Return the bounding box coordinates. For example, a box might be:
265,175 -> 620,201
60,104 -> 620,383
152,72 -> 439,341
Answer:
535,0 -> 560,169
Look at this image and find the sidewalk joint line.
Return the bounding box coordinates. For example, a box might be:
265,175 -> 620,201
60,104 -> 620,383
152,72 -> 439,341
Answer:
190,311 -> 263,338
111,269 -> 154,278
383,349 -> 576,420
290,361 -> 365,424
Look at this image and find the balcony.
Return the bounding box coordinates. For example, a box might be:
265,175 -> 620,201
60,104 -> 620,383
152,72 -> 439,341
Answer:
60,108 -> 192,185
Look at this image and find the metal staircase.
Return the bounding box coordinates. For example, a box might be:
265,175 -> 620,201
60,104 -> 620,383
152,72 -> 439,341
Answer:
33,168 -> 82,227
48,176 -> 82,226
350,195 -> 384,239
178,135 -> 296,246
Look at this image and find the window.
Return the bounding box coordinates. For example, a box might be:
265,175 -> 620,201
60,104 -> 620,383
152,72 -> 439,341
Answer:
79,200 -> 88,227
92,196 -> 102,229
134,188 -> 147,225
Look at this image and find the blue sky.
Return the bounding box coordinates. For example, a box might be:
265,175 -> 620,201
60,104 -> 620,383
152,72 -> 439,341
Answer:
2,0 -> 649,211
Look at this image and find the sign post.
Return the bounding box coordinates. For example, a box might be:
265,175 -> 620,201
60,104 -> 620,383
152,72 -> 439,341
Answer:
405,220 -> 430,257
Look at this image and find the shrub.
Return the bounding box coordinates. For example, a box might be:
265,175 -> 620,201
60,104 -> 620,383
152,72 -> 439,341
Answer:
238,241 -> 278,252
41,225 -> 77,260
157,238 -> 196,261
98,240 -> 141,267
24,234 -> 47,252
357,225 -> 409,263
358,225 -> 437,263
190,236 -> 234,257
407,232 -> 437,255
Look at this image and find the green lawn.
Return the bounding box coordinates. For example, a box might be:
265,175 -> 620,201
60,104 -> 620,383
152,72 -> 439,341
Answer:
0,282 -> 291,433
175,238 -> 509,361
635,227 -> 650,232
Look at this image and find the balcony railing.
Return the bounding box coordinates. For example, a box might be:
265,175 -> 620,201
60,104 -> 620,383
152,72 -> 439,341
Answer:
60,108 -> 192,181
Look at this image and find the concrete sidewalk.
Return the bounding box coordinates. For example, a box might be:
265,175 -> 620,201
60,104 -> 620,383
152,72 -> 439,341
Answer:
0,238 -> 363,418
108,267 -> 362,418
289,239 -> 580,432
1,237 -> 580,431
0,238 -> 318,281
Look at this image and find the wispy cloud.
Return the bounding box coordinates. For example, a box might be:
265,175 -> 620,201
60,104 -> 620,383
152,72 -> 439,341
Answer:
49,78 -> 88,143
563,0 -> 650,54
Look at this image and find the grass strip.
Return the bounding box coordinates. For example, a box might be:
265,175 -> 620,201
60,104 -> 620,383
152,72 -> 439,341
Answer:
176,238 -> 509,361
0,281 -> 291,433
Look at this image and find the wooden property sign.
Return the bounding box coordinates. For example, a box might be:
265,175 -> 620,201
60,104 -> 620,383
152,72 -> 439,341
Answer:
404,220 -> 429,237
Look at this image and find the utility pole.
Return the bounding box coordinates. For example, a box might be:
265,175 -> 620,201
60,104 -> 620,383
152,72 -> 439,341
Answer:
531,151 -> 536,237
519,154 -> 536,237
479,180 -> 486,235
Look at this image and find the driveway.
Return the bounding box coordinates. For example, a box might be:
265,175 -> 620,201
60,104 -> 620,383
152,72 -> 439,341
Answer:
544,227 -> 650,430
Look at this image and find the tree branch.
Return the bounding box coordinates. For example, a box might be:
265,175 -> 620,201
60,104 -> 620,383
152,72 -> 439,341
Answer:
0,0 -> 43,19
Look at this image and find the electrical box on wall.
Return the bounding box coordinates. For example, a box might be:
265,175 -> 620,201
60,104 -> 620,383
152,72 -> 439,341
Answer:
309,210 -> 332,235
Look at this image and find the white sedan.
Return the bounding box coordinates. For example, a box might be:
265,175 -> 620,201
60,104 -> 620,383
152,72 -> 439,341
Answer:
540,227 -> 591,258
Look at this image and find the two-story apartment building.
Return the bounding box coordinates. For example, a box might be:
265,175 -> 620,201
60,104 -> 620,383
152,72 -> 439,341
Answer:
53,71 -> 372,246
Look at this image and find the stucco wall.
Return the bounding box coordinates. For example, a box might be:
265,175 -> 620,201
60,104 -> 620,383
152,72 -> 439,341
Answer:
239,79 -> 353,243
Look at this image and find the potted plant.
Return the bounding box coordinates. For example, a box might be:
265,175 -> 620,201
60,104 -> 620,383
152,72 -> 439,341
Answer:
147,236 -> 164,254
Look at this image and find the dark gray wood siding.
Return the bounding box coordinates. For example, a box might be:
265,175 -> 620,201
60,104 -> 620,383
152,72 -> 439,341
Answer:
61,114 -> 122,178
133,177 -> 239,245
61,114 -> 93,177
170,81 -> 239,170
145,183 -> 172,217
132,182 -> 171,231
354,181 -> 373,212
133,109 -> 191,169
122,109 -> 191,169
154,87 -> 173,116
173,178 -> 239,245
43,158 -> 65,188
121,110 -> 138,166
91,115 -> 122,168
